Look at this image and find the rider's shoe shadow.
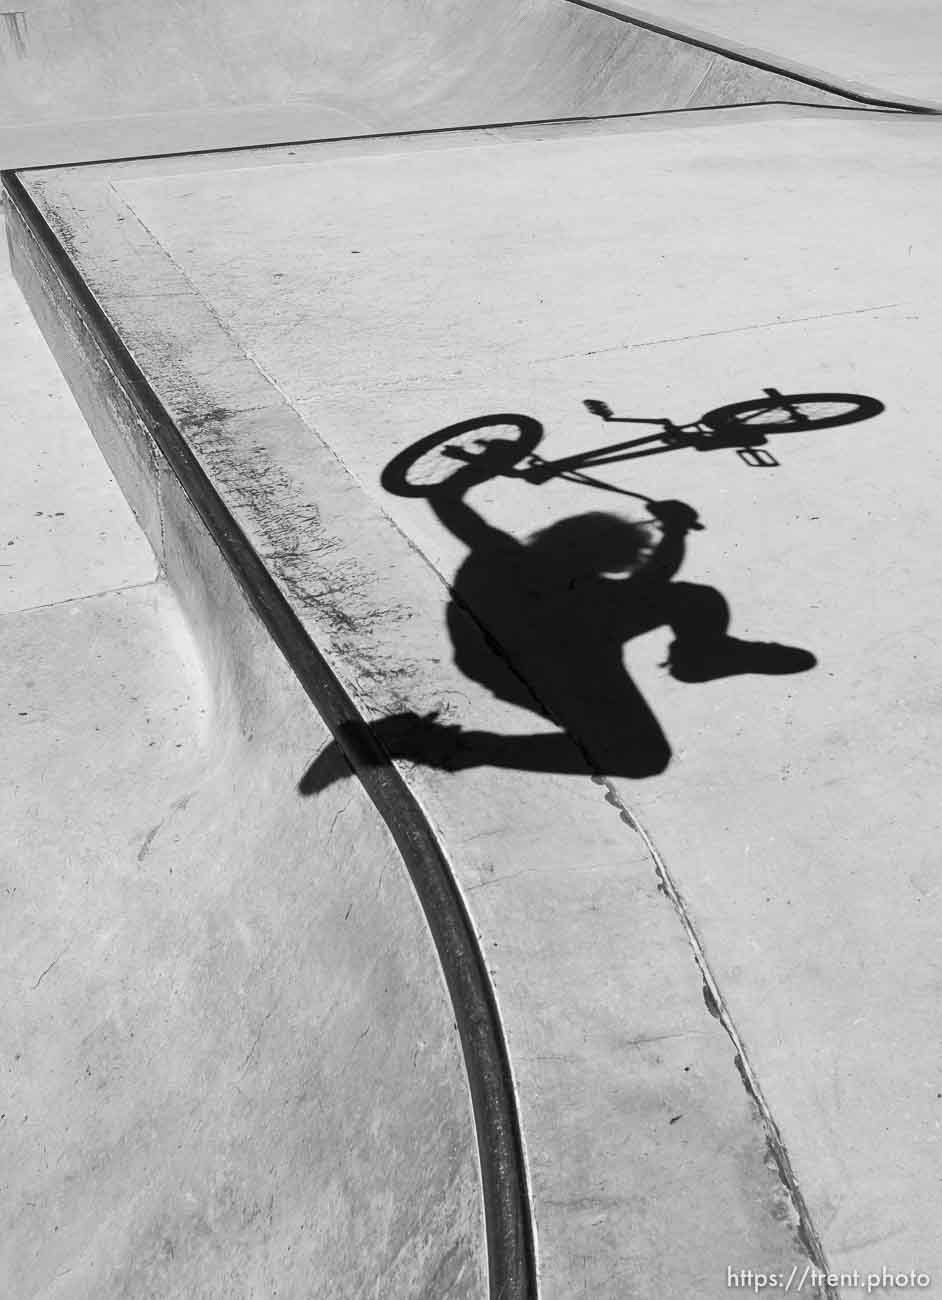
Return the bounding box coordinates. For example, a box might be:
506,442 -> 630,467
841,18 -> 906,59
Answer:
299,483 -> 815,795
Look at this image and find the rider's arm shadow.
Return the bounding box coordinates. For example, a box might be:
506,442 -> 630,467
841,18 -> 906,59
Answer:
425,464 -> 520,558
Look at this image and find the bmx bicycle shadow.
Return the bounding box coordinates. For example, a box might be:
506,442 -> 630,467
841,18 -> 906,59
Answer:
380,388 -> 885,498
299,387 -> 868,793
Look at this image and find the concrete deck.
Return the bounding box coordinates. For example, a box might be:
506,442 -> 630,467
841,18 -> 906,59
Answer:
7,96 -> 942,1297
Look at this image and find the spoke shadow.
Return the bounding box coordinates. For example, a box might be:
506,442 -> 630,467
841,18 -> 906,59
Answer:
300,440 -> 818,795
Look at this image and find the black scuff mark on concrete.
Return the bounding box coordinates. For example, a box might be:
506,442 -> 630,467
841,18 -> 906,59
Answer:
1,11 -> 27,57
136,822 -> 162,864
174,402 -> 431,714
137,792 -> 194,864
178,406 -> 240,429
238,1005 -> 278,1078
702,979 -> 722,1020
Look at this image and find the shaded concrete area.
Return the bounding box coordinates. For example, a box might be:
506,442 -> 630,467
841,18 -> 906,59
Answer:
0,212 -> 487,1297
10,100 -> 942,1294
0,0 -> 855,168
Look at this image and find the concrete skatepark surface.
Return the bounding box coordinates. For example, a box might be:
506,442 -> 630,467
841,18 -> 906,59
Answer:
0,0 -> 926,170
3,3 -> 942,1299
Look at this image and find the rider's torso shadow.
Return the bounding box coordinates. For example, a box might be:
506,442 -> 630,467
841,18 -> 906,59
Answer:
447,511 -> 676,776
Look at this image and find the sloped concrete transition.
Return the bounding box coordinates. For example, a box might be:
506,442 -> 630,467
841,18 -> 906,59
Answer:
0,0 -> 884,168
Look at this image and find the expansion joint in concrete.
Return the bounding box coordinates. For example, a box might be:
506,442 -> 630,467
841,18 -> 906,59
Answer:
594,773 -> 837,1295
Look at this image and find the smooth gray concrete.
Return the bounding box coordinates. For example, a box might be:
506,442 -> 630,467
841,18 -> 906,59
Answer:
0,210 -> 155,611
13,101 -> 942,1295
0,0 -> 852,168
1,210 -> 487,1297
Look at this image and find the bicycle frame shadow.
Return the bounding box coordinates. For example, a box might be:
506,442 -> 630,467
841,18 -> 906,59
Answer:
378,391 -> 886,506
299,426 -> 821,795
551,388 -> 886,475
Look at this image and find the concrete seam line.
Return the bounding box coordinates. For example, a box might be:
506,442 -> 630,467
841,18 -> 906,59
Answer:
562,0 -> 941,114
596,776 -> 839,1299
8,96 -> 918,176
1,169 -> 538,1300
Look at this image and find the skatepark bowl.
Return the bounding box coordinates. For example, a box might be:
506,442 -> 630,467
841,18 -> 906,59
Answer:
2,3 -> 942,1298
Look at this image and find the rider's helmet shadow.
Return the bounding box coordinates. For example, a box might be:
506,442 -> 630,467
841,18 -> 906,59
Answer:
300,449 -> 816,794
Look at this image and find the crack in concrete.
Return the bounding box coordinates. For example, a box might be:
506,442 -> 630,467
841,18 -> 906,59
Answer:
238,1005 -> 278,1077
0,575 -> 159,621
536,302 -> 900,363
31,944 -> 70,990
327,794 -> 354,838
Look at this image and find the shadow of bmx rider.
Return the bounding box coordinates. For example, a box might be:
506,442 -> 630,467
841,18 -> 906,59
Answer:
300,447 -> 816,792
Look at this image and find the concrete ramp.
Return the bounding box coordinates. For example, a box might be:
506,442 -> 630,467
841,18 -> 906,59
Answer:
0,0 -> 856,167
573,0 -> 942,108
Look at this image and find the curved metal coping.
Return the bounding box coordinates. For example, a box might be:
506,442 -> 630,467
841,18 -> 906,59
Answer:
1,168 -> 538,1300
